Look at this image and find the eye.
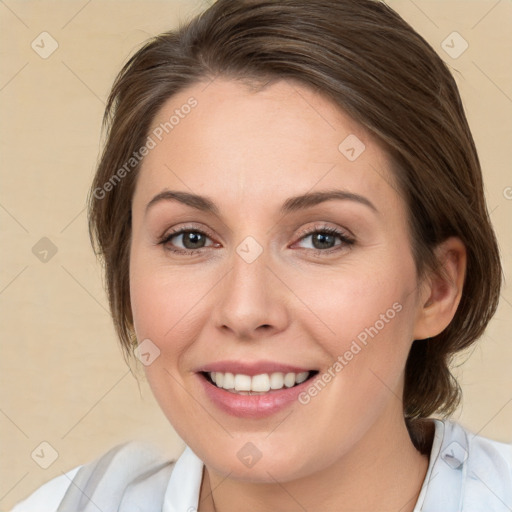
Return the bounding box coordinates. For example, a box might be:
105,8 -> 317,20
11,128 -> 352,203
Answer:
158,227 -> 218,255
293,225 -> 354,253
157,223 -> 354,256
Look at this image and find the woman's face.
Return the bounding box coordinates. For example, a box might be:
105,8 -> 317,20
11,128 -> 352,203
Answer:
129,78 -> 427,481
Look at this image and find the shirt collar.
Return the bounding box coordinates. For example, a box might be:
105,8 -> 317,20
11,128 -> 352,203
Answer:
416,419 -> 468,511
163,419 -> 466,512
163,444 -> 204,512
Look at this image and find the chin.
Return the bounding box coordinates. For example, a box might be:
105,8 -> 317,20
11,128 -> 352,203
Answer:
198,438 -> 326,484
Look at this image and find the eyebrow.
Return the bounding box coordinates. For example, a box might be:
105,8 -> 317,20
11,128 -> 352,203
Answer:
280,190 -> 377,214
144,189 -> 378,216
145,190 -> 220,216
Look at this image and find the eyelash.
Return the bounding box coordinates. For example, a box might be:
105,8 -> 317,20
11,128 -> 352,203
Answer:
294,225 -> 355,255
157,226 -> 218,256
157,224 -> 355,256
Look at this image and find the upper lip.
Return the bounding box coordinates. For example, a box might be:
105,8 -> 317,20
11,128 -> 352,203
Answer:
196,360 -> 315,376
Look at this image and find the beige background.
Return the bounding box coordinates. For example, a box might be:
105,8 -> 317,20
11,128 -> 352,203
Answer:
0,0 -> 511,509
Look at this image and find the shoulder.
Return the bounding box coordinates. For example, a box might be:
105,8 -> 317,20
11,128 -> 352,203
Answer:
462,421 -> 512,506
10,441 -> 177,512
443,419 -> 512,475
466,423 -> 512,466
439,419 -> 512,510
10,466 -> 82,512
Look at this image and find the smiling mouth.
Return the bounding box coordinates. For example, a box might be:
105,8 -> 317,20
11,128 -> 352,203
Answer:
200,370 -> 319,395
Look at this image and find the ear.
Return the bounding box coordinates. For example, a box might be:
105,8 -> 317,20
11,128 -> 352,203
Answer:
413,237 -> 467,340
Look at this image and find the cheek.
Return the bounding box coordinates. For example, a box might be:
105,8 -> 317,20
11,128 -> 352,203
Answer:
292,261 -> 415,350
130,248 -> 205,341
128,255 -> 209,431
129,252 -> 223,388
288,255 -> 418,410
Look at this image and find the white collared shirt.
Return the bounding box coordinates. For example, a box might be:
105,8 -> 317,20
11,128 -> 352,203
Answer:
11,419 -> 512,511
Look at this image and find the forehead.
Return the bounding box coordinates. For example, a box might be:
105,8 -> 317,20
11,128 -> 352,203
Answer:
134,78 -> 400,214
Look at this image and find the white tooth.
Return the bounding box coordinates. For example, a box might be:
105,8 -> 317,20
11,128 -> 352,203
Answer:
269,372 -> 285,389
234,374 -> 252,391
295,371 -> 309,384
251,373 -> 270,392
213,370 -> 310,392
284,372 -> 296,388
222,372 -> 235,390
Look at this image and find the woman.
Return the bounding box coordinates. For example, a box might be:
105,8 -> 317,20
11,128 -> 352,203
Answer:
12,0 -> 511,510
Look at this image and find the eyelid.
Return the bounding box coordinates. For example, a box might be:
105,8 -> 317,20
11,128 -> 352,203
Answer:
160,223 -> 217,241
293,222 -> 354,242
289,223 -> 355,255
158,222 -> 354,255
157,223 -> 220,251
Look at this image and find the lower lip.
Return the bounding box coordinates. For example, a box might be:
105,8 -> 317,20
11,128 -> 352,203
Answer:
197,373 -> 314,418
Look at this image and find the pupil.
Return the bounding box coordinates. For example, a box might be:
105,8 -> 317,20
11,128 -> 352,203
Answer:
184,232 -> 205,249
313,232 -> 334,249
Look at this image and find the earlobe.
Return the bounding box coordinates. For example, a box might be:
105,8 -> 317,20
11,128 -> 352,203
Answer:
413,237 -> 467,340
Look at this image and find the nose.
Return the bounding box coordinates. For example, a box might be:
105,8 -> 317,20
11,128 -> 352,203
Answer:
211,248 -> 290,340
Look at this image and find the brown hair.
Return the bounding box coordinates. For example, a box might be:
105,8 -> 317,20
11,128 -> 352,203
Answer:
88,0 -> 502,451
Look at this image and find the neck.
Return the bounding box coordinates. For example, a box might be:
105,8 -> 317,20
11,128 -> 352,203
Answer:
198,414 -> 433,512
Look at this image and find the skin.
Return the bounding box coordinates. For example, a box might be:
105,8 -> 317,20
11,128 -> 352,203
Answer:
129,78 -> 466,512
